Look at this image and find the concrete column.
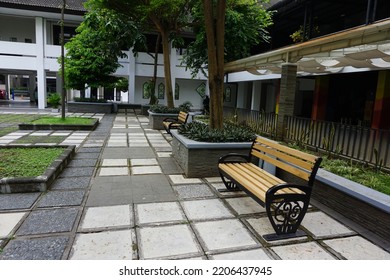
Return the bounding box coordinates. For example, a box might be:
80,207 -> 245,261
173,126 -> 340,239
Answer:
35,17 -> 47,109
372,70 -> 390,129
277,63 -> 298,138
127,48 -> 136,104
251,81 -> 261,111
312,76 -> 329,120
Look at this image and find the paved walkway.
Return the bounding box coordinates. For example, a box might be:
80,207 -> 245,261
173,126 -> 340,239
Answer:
0,109 -> 390,260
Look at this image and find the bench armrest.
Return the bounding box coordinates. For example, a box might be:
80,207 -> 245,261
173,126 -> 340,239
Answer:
219,153 -> 250,164
266,183 -> 312,199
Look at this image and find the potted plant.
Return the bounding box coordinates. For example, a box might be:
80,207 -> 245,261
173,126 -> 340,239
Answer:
47,93 -> 61,112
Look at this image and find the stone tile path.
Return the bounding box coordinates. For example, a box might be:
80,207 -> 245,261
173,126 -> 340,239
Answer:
0,109 -> 390,260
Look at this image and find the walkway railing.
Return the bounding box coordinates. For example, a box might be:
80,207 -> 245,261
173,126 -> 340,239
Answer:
224,108 -> 278,138
223,107 -> 390,170
284,116 -> 390,170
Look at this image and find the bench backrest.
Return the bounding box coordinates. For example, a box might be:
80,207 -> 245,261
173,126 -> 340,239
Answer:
250,136 -> 322,186
178,111 -> 189,123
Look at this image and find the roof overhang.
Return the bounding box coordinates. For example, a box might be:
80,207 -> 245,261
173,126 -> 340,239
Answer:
225,19 -> 390,77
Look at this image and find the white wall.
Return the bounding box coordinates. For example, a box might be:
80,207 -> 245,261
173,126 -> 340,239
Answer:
0,15 -> 35,43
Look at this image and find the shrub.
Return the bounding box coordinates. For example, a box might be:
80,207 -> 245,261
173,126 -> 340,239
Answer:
149,101 -> 192,113
47,93 -> 61,108
178,121 -> 256,143
73,97 -> 107,103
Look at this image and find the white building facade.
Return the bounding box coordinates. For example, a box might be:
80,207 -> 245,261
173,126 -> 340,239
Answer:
0,1 -> 208,110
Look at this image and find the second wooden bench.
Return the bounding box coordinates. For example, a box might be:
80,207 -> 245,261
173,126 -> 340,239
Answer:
163,111 -> 189,134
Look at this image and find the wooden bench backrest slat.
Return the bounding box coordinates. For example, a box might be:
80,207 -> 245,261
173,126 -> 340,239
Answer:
252,143 -> 314,171
251,149 -> 312,182
178,112 -> 189,123
253,137 -> 318,163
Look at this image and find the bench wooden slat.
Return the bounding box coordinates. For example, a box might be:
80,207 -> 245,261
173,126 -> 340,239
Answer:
252,143 -> 314,171
253,137 -> 318,163
251,149 -> 311,182
219,164 -> 268,202
228,163 -> 300,195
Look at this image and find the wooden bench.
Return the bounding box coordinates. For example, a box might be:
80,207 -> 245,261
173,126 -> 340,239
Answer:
163,111 -> 189,134
218,136 -> 322,241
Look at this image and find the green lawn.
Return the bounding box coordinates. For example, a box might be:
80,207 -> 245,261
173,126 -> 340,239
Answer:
0,147 -> 65,178
32,116 -> 96,125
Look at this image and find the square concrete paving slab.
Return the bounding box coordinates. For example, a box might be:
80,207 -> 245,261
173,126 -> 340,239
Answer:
173,184 -> 215,199
77,147 -> 101,153
138,224 -> 201,259
17,208 -> 79,235
0,236 -> 69,260
51,177 -> 91,190
70,229 -> 136,260
59,167 -> 95,177
210,248 -> 272,260
37,190 -> 85,208
157,152 -> 172,157
131,166 -> 162,175
68,159 -> 98,167
0,212 -> 27,238
301,211 -> 356,239
169,175 -> 203,185
271,241 -> 336,260
225,197 -> 266,215
136,202 -> 186,225
0,193 -> 40,210
194,219 -> 258,253
74,152 -> 100,159
102,159 -> 128,166
323,236 -> 390,259
99,167 -> 129,176
79,205 -> 132,231
181,199 -> 234,220
130,158 -> 158,166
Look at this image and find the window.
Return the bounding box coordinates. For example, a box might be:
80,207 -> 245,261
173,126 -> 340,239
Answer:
142,82 -> 150,99
158,83 -> 165,99
175,83 -> 180,100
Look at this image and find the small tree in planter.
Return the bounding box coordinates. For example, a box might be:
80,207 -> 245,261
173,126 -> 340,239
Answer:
47,93 -> 61,111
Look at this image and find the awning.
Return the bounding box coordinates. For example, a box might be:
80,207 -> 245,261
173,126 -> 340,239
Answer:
224,19 -> 390,77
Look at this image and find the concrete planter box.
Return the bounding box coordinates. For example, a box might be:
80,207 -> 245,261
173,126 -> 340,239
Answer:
277,167 -> 390,243
18,118 -> 99,131
170,130 -> 252,178
0,145 -> 76,193
67,101 -> 113,113
148,110 -> 179,130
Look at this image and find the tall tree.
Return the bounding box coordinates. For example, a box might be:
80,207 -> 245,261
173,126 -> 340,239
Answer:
99,0 -> 194,108
63,0 -> 142,91
183,0 -> 273,129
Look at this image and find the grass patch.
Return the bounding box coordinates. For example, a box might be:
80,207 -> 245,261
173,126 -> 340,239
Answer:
321,158 -> 390,196
32,117 -> 95,125
0,147 -> 65,178
0,127 -> 18,137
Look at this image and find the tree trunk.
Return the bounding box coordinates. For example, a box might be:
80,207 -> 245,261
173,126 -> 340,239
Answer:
203,0 -> 226,129
160,29 -> 174,108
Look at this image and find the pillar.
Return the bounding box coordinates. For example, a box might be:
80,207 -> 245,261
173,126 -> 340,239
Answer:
372,70 -> 390,129
311,76 -> 329,120
35,17 -> 47,109
251,81 -> 261,111
277,63 -> 298,138
127,48 -> 136,104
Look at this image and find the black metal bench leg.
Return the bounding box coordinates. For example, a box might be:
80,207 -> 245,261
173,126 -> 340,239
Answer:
263,184 -> 311,241
218,172 -> 241,192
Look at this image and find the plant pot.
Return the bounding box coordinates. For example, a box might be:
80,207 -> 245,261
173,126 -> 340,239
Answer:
170,130 -> 252,178
148,110 -> 179,130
